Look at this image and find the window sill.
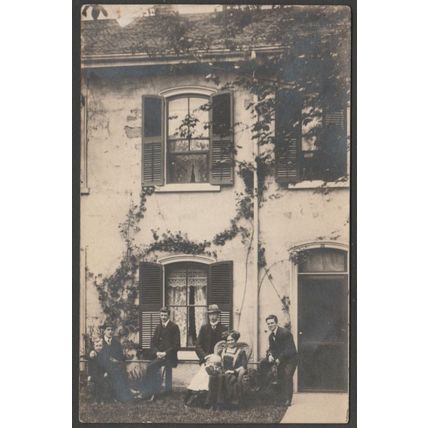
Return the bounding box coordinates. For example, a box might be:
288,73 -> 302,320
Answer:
177,350 -> 199,361
288,179 -> 349,190
155,183 -> 221,193
80,187 -> 90,195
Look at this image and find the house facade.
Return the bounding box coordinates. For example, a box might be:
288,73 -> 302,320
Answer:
80,8 -> 350,393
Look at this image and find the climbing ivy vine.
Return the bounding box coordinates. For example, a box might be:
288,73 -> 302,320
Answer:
87,6 -> 350,342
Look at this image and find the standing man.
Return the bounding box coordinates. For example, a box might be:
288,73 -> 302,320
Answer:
195,304 -> 228,364
144,307 -> 180,398
259,315 -> 298,406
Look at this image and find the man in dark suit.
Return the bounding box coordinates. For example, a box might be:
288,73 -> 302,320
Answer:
97,322 -> 133,402
259,314 -> 298,406
144,307 -> 180,398
195,304 -> 228,364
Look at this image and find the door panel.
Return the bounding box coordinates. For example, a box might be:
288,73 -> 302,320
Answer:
298,275 -> 348,392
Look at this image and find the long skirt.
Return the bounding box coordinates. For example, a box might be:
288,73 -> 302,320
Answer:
108,365 -> 133,402
205,373 -> 241,407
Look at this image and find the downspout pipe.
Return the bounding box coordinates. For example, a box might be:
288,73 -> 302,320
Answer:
252,65 -> 259,363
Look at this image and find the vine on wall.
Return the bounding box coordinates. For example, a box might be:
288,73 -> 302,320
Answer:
87,7 -> 349,344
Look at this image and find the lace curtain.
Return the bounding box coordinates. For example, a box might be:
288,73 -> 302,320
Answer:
166,266 -> 207,347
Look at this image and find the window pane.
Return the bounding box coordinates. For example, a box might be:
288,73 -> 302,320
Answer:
187,268 -> 207,303
187,267 -> 207,347
166,268 -> 187,346
168,97 -> 188,137
168,154 -> 208,183
189,97 -> 209,138
166,269 -> 187,304
301,106 -> 322,152
195,306 -> 207,338
168,140 -> 190,153
299,249 -> 347,273
170,306 -> 187,347
189,139 -> 209,152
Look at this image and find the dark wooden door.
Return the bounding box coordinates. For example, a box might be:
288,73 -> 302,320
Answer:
298,275 -> 348,392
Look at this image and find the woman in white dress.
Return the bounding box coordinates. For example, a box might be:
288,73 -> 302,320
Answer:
184,353 -> 222,406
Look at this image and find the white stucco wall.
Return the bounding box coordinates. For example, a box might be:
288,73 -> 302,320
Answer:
80,66 -> 349,363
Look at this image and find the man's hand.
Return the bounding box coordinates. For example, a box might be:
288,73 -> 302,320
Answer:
156,352 -> 166,359
87,376 -> 92,382
104,372 -> 108,378
268,355 -> 274,363
89,350 -> 96,359
225,370 -> 234,374
275,359 -> 281,366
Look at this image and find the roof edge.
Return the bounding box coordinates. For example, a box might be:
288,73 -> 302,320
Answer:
81,45 -> 284,69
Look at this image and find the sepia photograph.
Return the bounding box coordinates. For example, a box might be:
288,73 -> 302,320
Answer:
77,2 -> 354,424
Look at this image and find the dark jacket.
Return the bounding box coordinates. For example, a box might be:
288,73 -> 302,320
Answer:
195,322 -> 228,364
221,348 -> 248,371
88,352 -> 108,381
267,327 -> 298,366
102,336 -> 125,362
151,320 -> 181,368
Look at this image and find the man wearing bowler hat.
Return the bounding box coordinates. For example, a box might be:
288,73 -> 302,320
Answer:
195,304 -> 228,364
183,304 -> 229,406
144,307 -> 180,399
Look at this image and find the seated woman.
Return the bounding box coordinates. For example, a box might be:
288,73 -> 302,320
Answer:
205,330 -> 248,410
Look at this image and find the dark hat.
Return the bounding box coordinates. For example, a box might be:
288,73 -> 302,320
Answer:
102,320 -> 115,329
207,304 -> 221,314
159,306 -> 170,314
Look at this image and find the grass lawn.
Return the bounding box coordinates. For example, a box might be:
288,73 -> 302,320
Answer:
79,388 -> 289,424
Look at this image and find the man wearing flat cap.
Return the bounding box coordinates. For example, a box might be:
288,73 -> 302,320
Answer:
144,307 -> 180,398
195,304 -> 228,364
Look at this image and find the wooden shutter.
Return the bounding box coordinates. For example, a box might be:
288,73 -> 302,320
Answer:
139,262 -> 163,349
208,261 -> 233,330
320,104 -> 347,180
209,91 -> 234,185
142,95 -> 164,186
275,89 -> 303,184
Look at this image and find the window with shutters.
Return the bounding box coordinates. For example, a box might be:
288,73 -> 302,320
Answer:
139,260 -> 233,350
142,90 -> 234,189
167,96 -> 210,183
165,263 -> 208,347
276,89 -> 348,185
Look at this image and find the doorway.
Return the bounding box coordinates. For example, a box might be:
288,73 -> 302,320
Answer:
297,248 -> 348,392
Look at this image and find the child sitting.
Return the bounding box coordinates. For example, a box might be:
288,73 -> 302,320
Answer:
184,353 -> 222,407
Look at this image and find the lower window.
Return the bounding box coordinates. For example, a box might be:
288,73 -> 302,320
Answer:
165,263 -> 208,348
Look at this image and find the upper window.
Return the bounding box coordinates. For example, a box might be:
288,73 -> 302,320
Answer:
275,89 -> 348,185
167,96 -> 210,183
142,91 -> 234,188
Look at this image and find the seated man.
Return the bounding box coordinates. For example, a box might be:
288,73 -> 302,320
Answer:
184,304 -> 228,406
144,307 -> 180,399
101,322 -> 133,402
259,314 -> 298,406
